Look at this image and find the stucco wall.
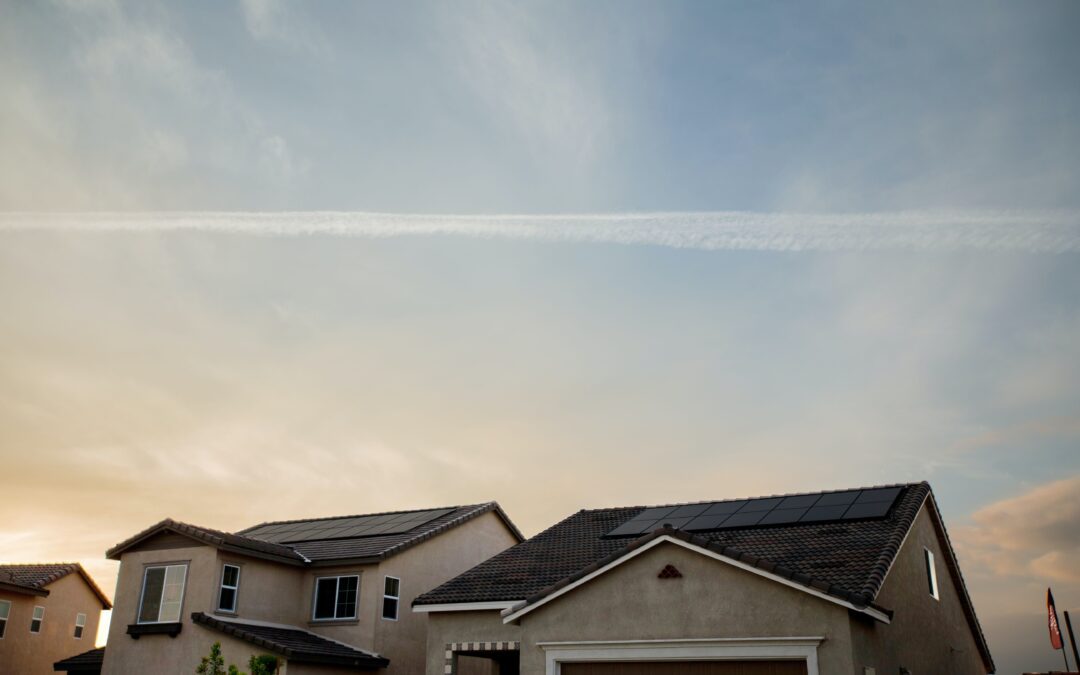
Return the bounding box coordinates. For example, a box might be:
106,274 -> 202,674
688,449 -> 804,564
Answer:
101,540 -> 302,674
425,541 -> 857,675
849,505 -> 990,674
378,511 -> 521,675
0,573 -> 104,675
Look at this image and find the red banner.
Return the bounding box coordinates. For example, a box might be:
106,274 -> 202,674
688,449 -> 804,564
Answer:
1048,587 -> 1064,650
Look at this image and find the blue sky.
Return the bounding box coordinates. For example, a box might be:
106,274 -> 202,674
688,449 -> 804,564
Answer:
1,1 -> 1079,671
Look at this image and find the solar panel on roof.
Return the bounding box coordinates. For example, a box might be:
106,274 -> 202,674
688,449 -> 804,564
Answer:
668,504 -> 710,519
778,494 -> 820,509
684,513 -> 731,531
604,487 -> 905,537
704,501 -> 746,515
635,506 -> 677,520
855,487 -> 901,504
721,511 -> 766,527
815,491 -> 860,506
800,505 -> 850,522
737,497 -> 784,512
251,507 -> 457,543
759,507 -> 808,525
842,501 -> 893,520
606,519 -> 658,537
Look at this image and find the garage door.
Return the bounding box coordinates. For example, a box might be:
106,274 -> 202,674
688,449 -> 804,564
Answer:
562,661 -> 808,675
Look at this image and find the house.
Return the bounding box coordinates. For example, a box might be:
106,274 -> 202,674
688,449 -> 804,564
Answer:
0,563 -> 112,675
101,503 -> 522,675
413,482 -> 995,675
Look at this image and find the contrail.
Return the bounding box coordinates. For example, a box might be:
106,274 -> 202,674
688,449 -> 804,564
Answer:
2,210 -> 1079,252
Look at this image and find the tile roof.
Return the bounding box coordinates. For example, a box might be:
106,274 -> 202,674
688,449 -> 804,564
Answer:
0,563 -> 112,609
107,503 -> 522,566
414,482 -> 993,673
239,502 -> 523,564
415,483 -> 930,608
53,647 -> 105,672
106,519 -> 309,564
191,613 -> 388,670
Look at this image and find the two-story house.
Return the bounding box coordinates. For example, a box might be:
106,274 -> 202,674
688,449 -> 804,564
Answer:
0,563 -> 112,675
414,482 -> 995,675
102,503 -> 522,675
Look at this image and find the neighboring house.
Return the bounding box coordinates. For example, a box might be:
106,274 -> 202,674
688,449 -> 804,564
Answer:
0,563 -> 112,675
101,503 -> 522,675
414,482 -> 995,675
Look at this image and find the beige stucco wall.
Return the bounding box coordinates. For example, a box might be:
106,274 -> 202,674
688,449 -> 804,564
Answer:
100,538 -> 305,674
0,573 -> 104,675
426,541 -> 857,675
377,511 -> 520,675
849,505 -> 990,674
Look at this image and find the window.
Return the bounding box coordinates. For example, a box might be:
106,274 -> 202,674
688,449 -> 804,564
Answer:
138,564 -> 188,623
218,564 -> 241,613
74,612 -> 87,639
312,575 -> 359,621
925,548 -> 939,600
382,576 -> 400,620
30,606 -> 44,633
0,599 -> 10,638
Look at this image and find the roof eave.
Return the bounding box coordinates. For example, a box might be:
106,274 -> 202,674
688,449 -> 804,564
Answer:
0,580 -> 49,597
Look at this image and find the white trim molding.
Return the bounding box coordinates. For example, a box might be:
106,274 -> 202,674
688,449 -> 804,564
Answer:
539,637 -> 824,675
502,535 -> 891,625
414,601 -> 521,613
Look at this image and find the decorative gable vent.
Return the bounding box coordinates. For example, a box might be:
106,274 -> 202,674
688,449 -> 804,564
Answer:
658,564 -> 682,579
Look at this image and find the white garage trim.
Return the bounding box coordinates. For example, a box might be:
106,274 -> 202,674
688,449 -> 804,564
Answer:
539,637 -> 823,675
502,535 -> 890,624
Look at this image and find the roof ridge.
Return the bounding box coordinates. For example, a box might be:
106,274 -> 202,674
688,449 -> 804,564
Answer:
237,502 -> 489,533
585,482 -> 923,513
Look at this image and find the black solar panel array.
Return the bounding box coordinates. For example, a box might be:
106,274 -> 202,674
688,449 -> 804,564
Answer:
606,487 -> 903,537
245,508 -> 456,543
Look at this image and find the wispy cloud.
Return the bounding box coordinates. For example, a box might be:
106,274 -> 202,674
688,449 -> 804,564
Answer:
955,476 -> 1080,584
2,211 -> 1078,252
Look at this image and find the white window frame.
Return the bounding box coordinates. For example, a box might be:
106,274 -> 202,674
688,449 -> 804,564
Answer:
311,574 -> 360,621
539,637 -> 823,675
0,599 -> 10,639
382,576 -> 401,621
217,564 -> 241,613
925,548 -> 939,600
74,612 -> 87,639
136,563 -> 188,624
30,605 -> 45,634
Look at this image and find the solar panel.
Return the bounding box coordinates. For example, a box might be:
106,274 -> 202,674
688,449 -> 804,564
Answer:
800,505 -> 849,522
684,513 -> 731,531
246,507 -> 456,543
758,507 -> 808,525
721,511 -> 766,527
604,487 -> 905,537
737,497 -> 784,512
668,504 -> 710,519
815,491 -> 860,506
704,500 -> 746,515
842,501 -> 893,520
855,487 -> 901,504
777,494 -> 820,509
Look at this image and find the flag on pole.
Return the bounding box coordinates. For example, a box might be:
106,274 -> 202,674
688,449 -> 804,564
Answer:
1048,587 -> 1064,650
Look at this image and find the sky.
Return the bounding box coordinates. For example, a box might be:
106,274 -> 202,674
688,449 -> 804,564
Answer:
1,1 -> 1079,672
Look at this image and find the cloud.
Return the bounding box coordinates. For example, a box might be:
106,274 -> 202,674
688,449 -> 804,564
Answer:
238,0 -> 328,55
955,476 -> 1080,583
2,210 -> 1079,252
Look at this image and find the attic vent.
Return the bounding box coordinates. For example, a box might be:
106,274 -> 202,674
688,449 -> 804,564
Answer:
658,565 -> 682,579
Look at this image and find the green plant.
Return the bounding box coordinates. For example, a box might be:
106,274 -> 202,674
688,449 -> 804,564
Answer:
196,642 -> 226,675
197,642 -> 278,675
249,654 -> 279,675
